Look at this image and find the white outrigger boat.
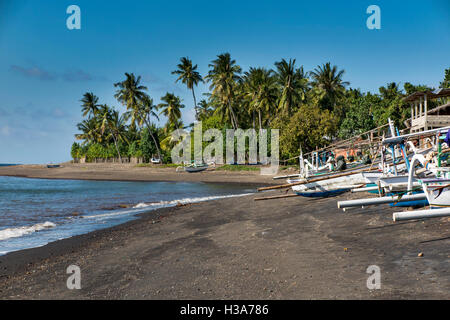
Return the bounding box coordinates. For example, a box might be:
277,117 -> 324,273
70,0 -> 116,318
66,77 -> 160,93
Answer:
339,123 -> 450,209
392,126 -> 450,221
176,162 -> 209,173
288,120 -> 407,198
151,157 -> 161,164
420,178 -> 450,208
293,183 -> 364,198
184,163 -> 209,173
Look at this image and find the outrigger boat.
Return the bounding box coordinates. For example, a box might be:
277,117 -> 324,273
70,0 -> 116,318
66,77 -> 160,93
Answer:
384,127 -> 450,220
292,119 -> 414,198
184,163 -> 209,173
151,157 -> 161,164
293,183 -> 364,198
287,121 -> 403,198
339,124 -> 450,209
176,161 -> 209,173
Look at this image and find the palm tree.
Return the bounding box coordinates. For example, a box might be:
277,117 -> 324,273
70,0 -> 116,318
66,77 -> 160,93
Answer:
310,62 -> 349,111
172,57 -> 203,120
274,58 -> 309,116
242,67 -> 278,130
205,53 -> 242,129
158,93 -> 185,130
80,92 -> 100,118
197,99 -> 213,121
75,117 -> 100,144
114,73 -> 148,118
379,82 -> 402,100
135,95 -> 162,160
99,105 -> 128,162
114,72 -> 163,161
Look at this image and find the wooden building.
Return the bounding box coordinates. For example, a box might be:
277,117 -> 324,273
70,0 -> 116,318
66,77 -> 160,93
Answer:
405,88 -> 450,133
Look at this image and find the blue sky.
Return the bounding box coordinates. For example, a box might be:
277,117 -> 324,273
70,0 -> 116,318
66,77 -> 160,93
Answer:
0,0 -> 449,164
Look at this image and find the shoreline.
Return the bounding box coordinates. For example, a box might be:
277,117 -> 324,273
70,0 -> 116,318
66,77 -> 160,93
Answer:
0,170 -> 260,257
1,187 -> 449,299
0,163 -> 284,186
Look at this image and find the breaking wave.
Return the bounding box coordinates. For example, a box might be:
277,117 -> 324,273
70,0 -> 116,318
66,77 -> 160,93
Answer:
84,193 -> 253,220
0,222 -> 56,241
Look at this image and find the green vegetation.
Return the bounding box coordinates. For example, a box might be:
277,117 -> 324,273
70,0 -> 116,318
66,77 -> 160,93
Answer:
215,164 -> 260,171
72,58 -> 450,163
135,163 -> 180,168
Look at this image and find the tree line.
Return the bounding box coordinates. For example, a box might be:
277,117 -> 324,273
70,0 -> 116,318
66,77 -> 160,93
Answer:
72,54 -> 450,163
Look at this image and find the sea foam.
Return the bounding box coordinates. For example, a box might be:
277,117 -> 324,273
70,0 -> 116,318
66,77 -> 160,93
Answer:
131,193 -> 253,209
84,193 -> 253,220
0,222 -> 56,241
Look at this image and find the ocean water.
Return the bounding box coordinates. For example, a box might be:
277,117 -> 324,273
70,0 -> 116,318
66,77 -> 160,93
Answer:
0,176 -> 255,255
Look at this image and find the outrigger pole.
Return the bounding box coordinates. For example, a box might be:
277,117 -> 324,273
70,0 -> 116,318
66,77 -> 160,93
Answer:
337,193 -> 427,209
382,126 -> 450,146
393,207 -> 450,221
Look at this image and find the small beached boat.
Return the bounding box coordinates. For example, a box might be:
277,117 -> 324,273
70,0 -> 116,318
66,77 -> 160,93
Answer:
183,163 -> 209,173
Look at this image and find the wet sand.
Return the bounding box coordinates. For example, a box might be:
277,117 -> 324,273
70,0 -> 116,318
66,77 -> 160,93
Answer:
0,186 -> 449,299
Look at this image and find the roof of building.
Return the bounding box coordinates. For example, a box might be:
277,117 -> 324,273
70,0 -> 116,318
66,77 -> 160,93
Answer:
404,88 -> 450,102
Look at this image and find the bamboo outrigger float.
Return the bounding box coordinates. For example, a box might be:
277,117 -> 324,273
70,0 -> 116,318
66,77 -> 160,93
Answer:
393,207 -> 450,221
338,193 -> 427,210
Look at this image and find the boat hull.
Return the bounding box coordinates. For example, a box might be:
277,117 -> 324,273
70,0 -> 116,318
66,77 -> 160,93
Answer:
421,178 -> 450,208
294,187 -> 352,198
292,173 -> 365,192
361,171 -> 383,184
293,183 -> 363,198
185,165 -> 208,173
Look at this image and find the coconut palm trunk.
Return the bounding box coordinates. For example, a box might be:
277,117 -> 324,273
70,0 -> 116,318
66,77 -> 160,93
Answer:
143,118 -> 162,162
228,101 -> 238,129
258,110 -> 262,131
252,110 -> 256,129
111,132 -> 122,163
191,88 -> 198,120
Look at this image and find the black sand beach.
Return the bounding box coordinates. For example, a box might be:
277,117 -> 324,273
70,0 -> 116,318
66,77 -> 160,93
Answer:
0,185 -> 449,299
0,163 -> 282,185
